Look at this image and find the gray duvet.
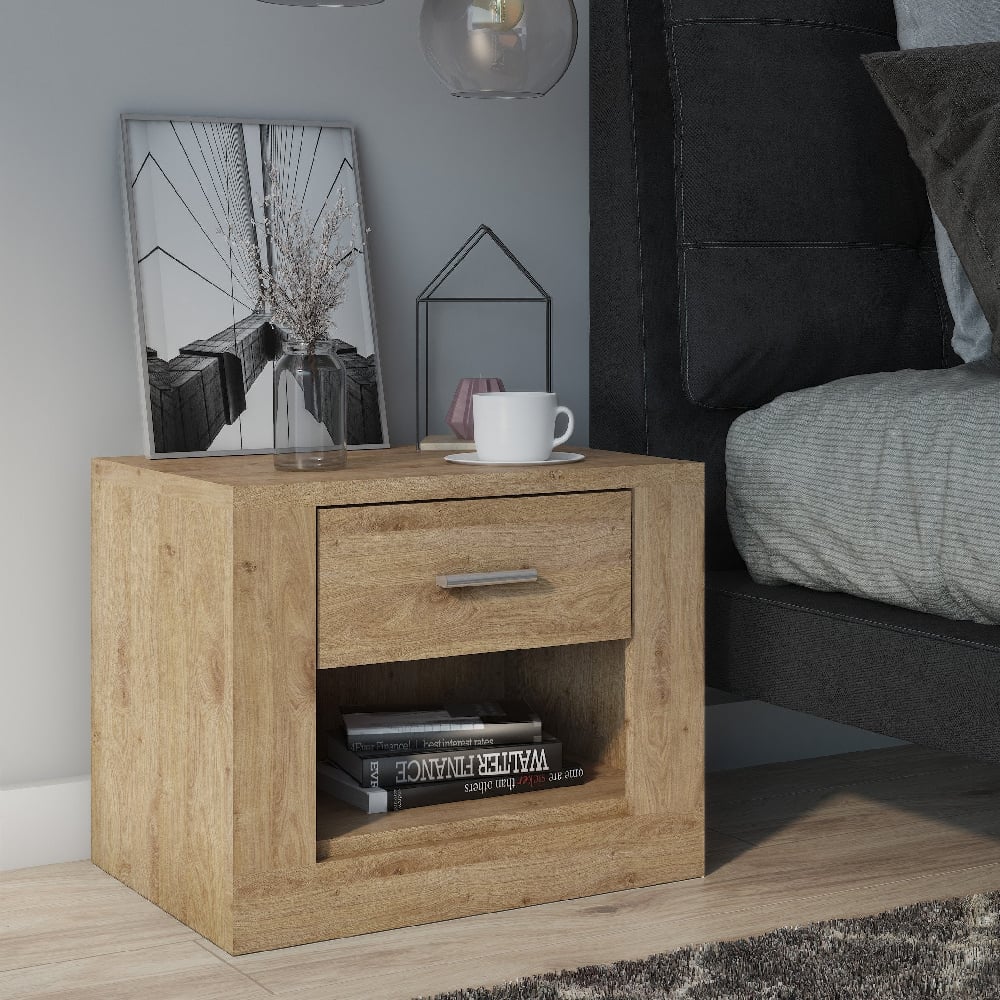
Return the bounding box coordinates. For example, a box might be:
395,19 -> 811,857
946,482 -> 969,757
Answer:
726,361 -> 1000,625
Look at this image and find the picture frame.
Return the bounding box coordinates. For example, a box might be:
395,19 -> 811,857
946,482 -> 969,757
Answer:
121,114 -> 389,458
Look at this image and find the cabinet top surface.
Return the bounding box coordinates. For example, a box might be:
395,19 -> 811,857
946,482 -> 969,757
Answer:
93,448 -> 702,507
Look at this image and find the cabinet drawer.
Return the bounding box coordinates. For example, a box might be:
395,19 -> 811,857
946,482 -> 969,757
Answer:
317,491 -> 632,667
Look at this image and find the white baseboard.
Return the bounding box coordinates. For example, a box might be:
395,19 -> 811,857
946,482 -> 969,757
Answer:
706,701 -> 906,772
0,775 -> 90,872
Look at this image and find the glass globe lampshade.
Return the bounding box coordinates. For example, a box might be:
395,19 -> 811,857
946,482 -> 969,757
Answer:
420,0 -> 578,98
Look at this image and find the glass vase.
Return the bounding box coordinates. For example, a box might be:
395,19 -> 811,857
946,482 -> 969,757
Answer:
273,340 -> 347,471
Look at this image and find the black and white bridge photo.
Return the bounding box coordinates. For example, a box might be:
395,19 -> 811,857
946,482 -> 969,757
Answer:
123,117 -> 387,456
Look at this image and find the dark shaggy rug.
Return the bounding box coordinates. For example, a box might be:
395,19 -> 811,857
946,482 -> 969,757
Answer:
423,893 -> 1000,999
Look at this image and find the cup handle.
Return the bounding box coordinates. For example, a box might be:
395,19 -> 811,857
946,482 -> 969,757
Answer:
553,406 -> 574,449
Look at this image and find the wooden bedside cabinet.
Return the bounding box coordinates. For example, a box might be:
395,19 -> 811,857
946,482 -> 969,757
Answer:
91,449 -> 705,955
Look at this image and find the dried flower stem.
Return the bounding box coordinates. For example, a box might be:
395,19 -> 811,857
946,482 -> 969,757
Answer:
245,166 -> 359,352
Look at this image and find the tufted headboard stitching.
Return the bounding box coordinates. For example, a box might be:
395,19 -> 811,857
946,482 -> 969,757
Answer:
590,0 -> 956,570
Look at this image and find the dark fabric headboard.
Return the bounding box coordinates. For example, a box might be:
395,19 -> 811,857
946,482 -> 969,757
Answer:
590,0 -> 956,570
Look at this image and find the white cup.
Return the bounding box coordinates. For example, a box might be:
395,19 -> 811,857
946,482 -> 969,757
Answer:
472,392 -> 575,463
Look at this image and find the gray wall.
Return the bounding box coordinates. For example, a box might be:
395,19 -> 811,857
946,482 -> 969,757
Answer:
0,0 -> 589,788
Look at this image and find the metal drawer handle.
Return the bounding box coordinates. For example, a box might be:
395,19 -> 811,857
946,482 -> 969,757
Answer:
436,569 -> 539,590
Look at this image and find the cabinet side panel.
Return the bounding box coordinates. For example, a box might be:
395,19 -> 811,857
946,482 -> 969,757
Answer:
233,503 -> 317,877
627,476 -> 705,827
91,469 -> 234,948
92,478 -> 158,897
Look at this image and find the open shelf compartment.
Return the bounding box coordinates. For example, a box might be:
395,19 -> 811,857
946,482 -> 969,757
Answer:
315,642 -> 628,861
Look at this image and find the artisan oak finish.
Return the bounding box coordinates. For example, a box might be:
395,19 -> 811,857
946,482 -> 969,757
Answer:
91,449 -> 705,955
91,471 -> 234,948
317,492 -> 633,666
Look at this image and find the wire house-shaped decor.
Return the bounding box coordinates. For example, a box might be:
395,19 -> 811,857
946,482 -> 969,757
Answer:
416,225 -> 552,447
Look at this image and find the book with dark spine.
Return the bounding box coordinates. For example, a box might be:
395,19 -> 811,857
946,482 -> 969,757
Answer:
338,700 -> 543,754
317,761 -> 587,814
328,733 -> 563,789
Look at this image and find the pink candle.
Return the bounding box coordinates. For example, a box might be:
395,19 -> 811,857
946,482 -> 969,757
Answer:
446,377 -> 506,440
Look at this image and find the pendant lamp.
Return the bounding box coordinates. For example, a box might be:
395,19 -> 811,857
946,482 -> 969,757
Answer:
419,0 -> 578,98
257,1 -> 383,6
257,0 -> 577,98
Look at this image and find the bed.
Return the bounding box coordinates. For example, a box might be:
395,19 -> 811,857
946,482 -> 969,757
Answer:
590,0 -> 1000,763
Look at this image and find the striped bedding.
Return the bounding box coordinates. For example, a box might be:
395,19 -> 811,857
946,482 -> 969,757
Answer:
726,361 -> 1000,625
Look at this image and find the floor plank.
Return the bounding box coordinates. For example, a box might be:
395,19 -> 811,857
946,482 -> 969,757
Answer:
706,812 -> 1000,899
0,862 -> 194,973
0,941 -> 271,1000
709,762 -> 1000,846
707,745 -> 984,805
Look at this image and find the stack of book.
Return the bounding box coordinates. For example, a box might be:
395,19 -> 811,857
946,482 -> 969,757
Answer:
318,700 -> 585,814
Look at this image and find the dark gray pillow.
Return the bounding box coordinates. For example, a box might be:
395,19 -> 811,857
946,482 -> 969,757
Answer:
892,0 -> 1000,363
864,42 -> 1000,361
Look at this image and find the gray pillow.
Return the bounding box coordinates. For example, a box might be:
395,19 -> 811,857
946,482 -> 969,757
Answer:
864,42 -> 1000,361
891,0 -> 1000,362
893,0 -> 1000,49
727,361 -> 1000,624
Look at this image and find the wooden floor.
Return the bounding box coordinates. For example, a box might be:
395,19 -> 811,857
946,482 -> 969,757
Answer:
5,745 -> 1000,1000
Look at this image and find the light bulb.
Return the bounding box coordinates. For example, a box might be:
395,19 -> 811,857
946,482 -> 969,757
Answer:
468,0 -> 525,30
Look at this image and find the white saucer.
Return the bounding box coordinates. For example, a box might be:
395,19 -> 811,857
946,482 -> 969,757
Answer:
445,452 -> 586,467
